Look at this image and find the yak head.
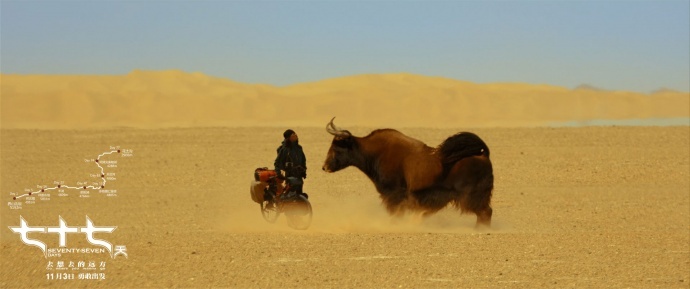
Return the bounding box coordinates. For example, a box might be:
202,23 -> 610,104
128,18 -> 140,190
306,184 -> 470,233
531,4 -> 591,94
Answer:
322,117 -> 358,173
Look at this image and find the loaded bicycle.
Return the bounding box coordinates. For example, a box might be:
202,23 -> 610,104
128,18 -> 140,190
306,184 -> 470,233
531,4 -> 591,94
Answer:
251,168 -> 312,230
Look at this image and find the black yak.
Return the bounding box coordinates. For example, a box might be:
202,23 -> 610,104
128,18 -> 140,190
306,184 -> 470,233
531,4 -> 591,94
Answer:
321,118 -> 494,227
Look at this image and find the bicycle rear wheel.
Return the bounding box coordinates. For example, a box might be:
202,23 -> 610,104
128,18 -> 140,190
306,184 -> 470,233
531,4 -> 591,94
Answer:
283,194 -> 312,230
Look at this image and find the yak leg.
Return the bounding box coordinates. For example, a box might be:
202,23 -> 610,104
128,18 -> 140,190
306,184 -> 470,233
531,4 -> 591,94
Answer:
380,189 -> 409,218
453,186 -> 493,228
413,186 -> 455,216
475,206 -> 492,228
446,156 -> 494,228
473,174 -> 494,228
470,176 -> 493,228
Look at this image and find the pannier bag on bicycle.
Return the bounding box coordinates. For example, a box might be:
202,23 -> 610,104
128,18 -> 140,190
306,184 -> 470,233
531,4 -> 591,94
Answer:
250,167 -> 277,203
250,180 -> 266,203
254,167 -> 277,182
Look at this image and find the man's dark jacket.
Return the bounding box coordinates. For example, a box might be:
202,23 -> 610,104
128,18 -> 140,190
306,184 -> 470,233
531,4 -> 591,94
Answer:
274,140 -> 307,178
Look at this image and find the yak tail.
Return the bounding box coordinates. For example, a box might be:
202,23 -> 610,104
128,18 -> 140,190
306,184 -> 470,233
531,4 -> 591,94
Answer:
437,132 -> 490,173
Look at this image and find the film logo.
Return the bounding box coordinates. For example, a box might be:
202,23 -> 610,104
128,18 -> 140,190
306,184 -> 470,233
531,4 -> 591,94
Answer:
8,216 -> 127,259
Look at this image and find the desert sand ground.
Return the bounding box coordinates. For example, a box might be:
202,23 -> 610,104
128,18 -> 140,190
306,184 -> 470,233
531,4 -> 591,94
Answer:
0,126 -> 688,289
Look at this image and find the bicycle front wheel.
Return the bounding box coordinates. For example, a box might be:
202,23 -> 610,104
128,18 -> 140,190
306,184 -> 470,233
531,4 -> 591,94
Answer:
260,198 -> 280,223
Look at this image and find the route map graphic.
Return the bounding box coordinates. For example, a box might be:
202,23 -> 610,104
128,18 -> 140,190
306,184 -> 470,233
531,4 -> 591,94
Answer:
7,147 -> 133,210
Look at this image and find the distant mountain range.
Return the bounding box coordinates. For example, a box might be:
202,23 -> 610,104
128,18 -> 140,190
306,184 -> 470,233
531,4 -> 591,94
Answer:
1,70 -> 688,129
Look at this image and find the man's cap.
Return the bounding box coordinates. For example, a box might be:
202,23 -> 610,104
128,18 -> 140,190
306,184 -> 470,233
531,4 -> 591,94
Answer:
283,129 -> 295,139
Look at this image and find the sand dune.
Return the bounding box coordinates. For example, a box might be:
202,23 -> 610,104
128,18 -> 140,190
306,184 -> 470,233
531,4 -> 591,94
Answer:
1,70 -> 688,129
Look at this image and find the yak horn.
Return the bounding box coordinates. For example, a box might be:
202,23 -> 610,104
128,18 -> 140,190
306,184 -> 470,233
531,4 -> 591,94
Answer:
326,117 -> 351,138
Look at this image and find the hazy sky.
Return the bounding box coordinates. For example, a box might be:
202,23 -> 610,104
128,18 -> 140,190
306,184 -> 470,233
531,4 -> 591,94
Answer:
1,1 -> 688,93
